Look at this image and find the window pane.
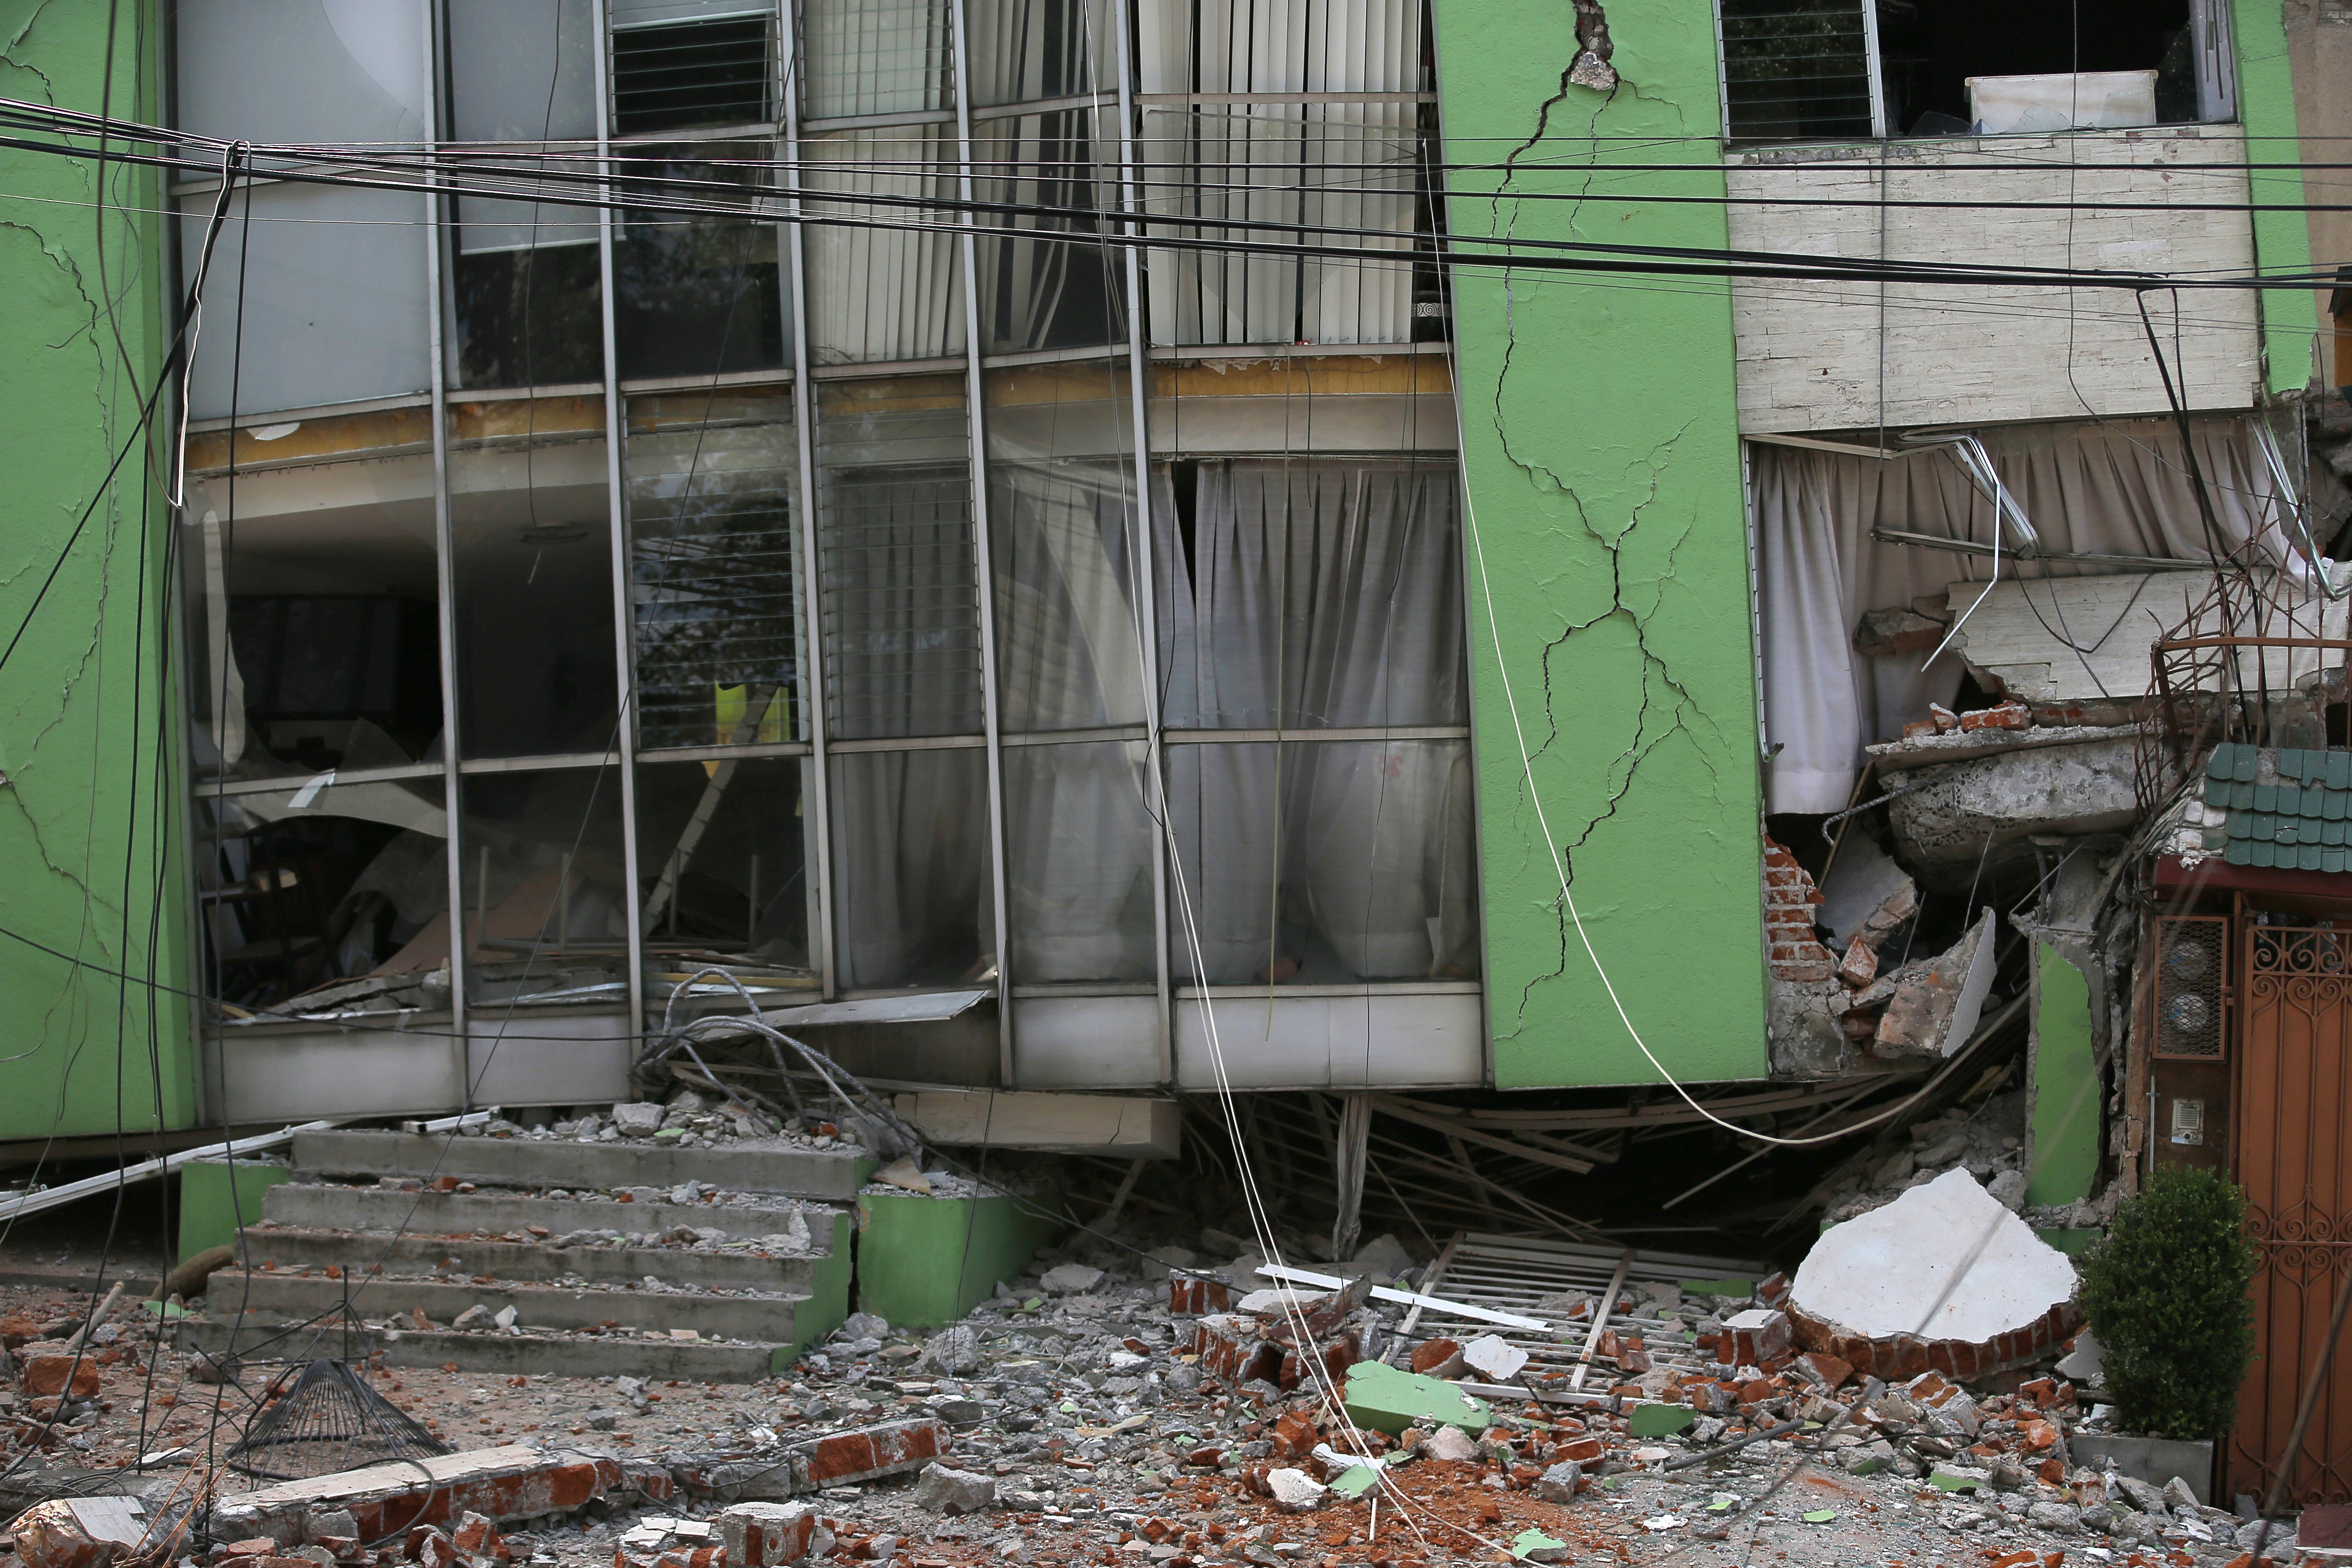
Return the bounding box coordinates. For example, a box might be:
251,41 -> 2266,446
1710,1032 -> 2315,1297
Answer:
985,363 -> 1145,730
804,130 -> 965,366
449,397 -> 621,758
456,766 -> 631,1007
1167,739 -> 1476,984
967,0 -> 1107,106
182,416 -> 445,778
802,0 -> 953,118
815,375 -> 983,739
1157,458 -> 1465,728
973,110 -> 1120,354
612,12 -> 774,134
195,775 -> 451,1011
829,748 -> 992,988
614,142 -> 791,378
445,0 -> 603,386
1140,104 -> 1421,348
1718,0 -> 1874,141
1137,0 -> 1422,95
175,0 -> 432,416
1005,741 -> 1154,982
628,387 -> 804,751
637,756 -> 816,972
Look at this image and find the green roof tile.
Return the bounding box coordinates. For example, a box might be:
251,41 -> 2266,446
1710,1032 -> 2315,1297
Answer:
2281,822 -> 2303,846
2252,813 -> 2279,841
2283,784 -> 2308,816
2230,809 -> 2252,838
2229,838 -> 2254,865
2329,791 -> 2349,823
2257,784 -> 2280,813
2234,780 -> 2257,809
2209,744 -> 2242,780
2252,841 -> 2278,867
2237,747 -> 2261,782
2331,754 -> 2352,790
2205,778 -> 2232,808
2327,820 -> 2347,848
2303,844 -> 2326,871
2331,848 -> 2350,874
2283,748 -> 2313,781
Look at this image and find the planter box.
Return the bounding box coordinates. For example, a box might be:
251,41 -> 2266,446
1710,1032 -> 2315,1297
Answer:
2071,1432 -> 2215,1504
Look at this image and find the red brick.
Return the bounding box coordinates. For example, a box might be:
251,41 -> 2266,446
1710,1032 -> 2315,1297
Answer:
1958,702 -> 2030,732
1168,1277 -> 1230,1316
791,1419 -> 947,1489
1410,1338 -> 1463,1375
21,1355 -> 98,1399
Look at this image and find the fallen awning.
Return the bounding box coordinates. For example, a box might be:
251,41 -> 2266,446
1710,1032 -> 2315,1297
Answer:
754,989 -> 990,1029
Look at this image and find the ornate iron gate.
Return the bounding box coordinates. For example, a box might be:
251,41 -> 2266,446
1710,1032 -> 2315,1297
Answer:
2230,921 -> 2352,1504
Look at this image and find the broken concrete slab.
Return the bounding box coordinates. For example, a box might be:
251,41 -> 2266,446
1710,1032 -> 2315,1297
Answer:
1817,835 -> 1913,946
1459,1333 -> 1529,1382
718,1503 -> 824,1568
1885,737 -> 2138,887
1342,1358 -> 1490,1436
1786,1168 -> 2083,1382
212,1445 -> 652,1547
909,1464 -> 994,1515
15,1497 -> 168,1568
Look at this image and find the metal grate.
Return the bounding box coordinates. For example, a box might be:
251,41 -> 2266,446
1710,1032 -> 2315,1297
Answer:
1404,1233 -> 1768,1392
613,16 -> 773,135
1718,0 -> 1875,142
227,1359 -> 451,1481
2154,914 -> 2228,1059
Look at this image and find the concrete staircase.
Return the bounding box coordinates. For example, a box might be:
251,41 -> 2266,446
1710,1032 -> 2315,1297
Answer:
176,1127 -> 869,1382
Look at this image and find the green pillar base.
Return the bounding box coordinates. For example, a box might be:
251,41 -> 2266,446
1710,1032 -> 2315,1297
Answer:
852,1190 -> 1064,1332
772,1209 -> 857,1372
176,1157 -> 290,1264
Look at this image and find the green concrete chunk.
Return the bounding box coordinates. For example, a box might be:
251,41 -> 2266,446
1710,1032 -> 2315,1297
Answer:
1847,1456 -> 1884,1475
1628,1404 -> 1696,1438
1330,1465 -> 1380,1499
1343,1359 -> 1491,1436
2026,941 -> 2099,1210
177,1157 -> 292,1263
1510,1529 -> 1568,1562
1803,1509 -> 1837,1524
1678,1277 -> 1754,1298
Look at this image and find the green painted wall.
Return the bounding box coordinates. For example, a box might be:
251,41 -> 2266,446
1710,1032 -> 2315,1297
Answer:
2026,942 -> 2101,1210
1432,0 -> 1768,1088
2234,0 -> 2321,392
176,1157 -> 290,1263
0,0 -> 195,1141
853,1191 -> 1064,1332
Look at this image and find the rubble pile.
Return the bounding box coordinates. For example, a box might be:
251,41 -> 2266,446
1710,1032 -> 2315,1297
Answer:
1814,1088 -> 2031,1223
451,1096 -> 820,1153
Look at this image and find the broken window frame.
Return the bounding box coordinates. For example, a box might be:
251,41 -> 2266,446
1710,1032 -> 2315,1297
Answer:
172,0 -> 1485,1098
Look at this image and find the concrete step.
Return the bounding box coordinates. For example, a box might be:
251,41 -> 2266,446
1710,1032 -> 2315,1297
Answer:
174,1315 -> 785,1381
260,1180 -> 818,1240
239,1227 -> 827,1294
216,1268 -> 808,1341
293,1130 -> 872,1203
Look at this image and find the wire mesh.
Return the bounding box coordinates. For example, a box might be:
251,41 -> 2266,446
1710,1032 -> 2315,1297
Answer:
225,1359 -> 451,1481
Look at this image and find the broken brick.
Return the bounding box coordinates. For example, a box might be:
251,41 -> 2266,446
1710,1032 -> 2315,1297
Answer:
22,1354 -> 100,1399
1836,939 -> 1878,988
1958,701 -> 2030,732
1724,1308 -> 1790,1365
1409,1338 -> 1465,1377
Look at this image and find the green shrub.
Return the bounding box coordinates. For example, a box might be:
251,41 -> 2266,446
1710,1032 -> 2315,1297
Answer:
2076,1166 -> 2259,1441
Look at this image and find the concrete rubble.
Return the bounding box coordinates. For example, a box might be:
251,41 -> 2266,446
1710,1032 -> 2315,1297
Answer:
0,1209 -> 2317,1568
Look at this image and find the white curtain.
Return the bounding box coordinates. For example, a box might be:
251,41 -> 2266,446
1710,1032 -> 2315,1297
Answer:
973,112 -> 1122,354
1156,459 -> 1473,981
992,460 -> 1146,728
1755,414 -> 2302,813
830,749 -> 992,987
966,0 -> 1107,105
804,130 -> 965,364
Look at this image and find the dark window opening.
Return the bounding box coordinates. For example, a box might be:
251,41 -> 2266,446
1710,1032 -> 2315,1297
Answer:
228,594 -> 443,769
613,145 -> 787,378
613,16 -> 772,135
1722,0 -> 2214,142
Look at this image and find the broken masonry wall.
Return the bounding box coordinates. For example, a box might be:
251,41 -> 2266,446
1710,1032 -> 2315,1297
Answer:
1431,0 -> 1768,1087
0,0 -> 198,1140
2239,0 -> 2322,392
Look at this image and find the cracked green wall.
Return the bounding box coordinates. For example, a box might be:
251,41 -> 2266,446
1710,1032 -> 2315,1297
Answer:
1434,0 -> 1768,1088
0,0 -> 195,1141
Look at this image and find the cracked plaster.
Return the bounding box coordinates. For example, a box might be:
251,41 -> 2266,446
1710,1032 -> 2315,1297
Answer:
1432,0 -> 1766,1088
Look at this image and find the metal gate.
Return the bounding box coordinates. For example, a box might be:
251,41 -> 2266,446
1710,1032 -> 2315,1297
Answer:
2230,921 -> 2352,1504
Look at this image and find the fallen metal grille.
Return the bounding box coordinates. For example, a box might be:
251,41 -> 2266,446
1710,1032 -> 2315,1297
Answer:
1404,1232 -> 1768,1392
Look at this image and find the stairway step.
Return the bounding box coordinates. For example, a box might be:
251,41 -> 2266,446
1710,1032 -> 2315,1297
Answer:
174,1316 -> 786,1382
239,1227 -> 826,1294
218,1268 -> 806,1340
293,1130 -> 871,1202
262,1181 -> 820,1240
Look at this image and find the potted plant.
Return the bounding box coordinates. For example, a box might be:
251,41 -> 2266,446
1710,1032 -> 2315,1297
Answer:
2072,1165 -> 2260,1500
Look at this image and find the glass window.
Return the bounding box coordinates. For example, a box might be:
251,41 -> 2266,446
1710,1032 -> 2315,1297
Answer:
445,0 -> 603,387
182,415 -> 445,778
448,397 -> 621,759
194,774 -> 451,1012
966,0 -> 1108,107
829,748 -> 992,988
972,110 -> 1120,355
613,141 -> 791,378
1166,738 -> 1475,984
627,387 -> 804,752
175,0 -> 432,416
1136,0 -> 1422,95
1156,458 -> 1465,729
1718,0 -> 1875,141
814,375 -> 983,739
803,129 -> 966,366
801,0 -> 953,118
1004,740 -> 1155,982
456,766 -> 631,1007
636,756 -> 816,970
984,363 -> 1144,730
